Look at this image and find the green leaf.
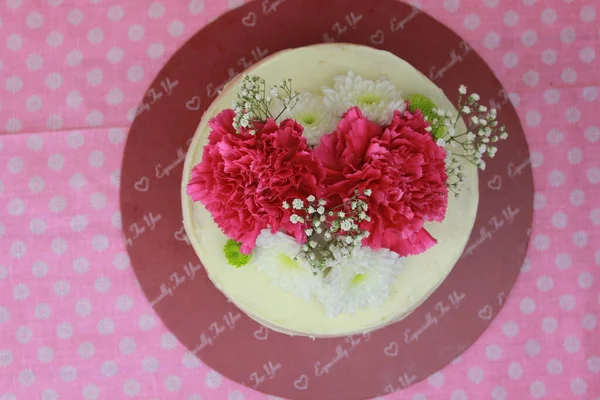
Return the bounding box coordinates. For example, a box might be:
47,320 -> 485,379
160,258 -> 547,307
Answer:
406,94 -> 446,139
223,239 -> 251,268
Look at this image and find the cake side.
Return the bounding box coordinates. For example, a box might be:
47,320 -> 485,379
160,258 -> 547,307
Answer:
182,43 -> 481,337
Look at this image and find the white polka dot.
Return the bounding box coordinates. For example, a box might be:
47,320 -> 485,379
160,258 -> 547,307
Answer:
483,32 -> 500,49
116,295 -> 134,312
463,13 -> 480,30
49,195 -> 66,213
54,280 -> 70,297
0,350 -> 11,368
168,19 -> 185,37
86,110 -> 104,127
13,283 -> 30,300
82,384 -> 99,400
536,275 -> 553,292
106,87 -> 124,105
507,362 -> 523,379
565,335 -> 581,353
566,106 -> 581,123
78,341 -> 95,360
530,381 -> 546,398
165,375 -> 182,392
147,43 -> 165,59
525,339 -> 541,357
204,370 -> 223,388
521,29 -> 537,46
107,47 -> 124,64
543,317 -> 559,334
541,8 -> 557,24
544,89 -> 560,104
5,118 -> 22,133
26,134 -> 44,151
6,76 -> 23,93
591,209 -> 600,225
11,240 -> 27,260
26,53 -> 43,71
45,73 -> 63,91
189,395 -> 203,400
552,211 -> 567,229
503,51 -> 518,68
573,231 -> 588,248
586,126 -> 600,143
485,344 -> 502,361
182,352 -> 200,369
148,2 -> 165,18
466,366 -> 484,384
38,346 -> 54,363
578,271 -> 593,289
142,356 -> 159,373
568,148 -> 583,165
108,128 -> 125,144
542,49 -> 557,65
508,92 -> 520,106
107,5 -> 124,21
32,261 -> 49,278
526,110 -> 541,126
562,68 -> 578,84
87,27 -> 104,45
91,234 -> 109,252
123,379 -> 141,397
127,65 -> 144,82
67,9 -> 84,25
47,114 -> 63,130
66,49 -> 83,66
97,318 -> 115,336
0,307 -> 10,324
51,237 -> 68,256
228,0 -> 244,8
560,294 -> 576,311
69,173 -> 87,190
35,303 -> 52,320
6,0 -> 22,9
6,34 -> 23,51
48,0 -> 63,6
76,299 -> 92,317
89,150 -> 105,168
548,169 -> 565,187
582,86 -> 598,102
95,276 -> 111,293
87,68 -> 103,86
502,320 -> 519,338
120,337 -> 136,355
8,198 -> 26,216
128,24 -> 145,42
587,356 -> 600,373
533,234 -> 549,251
188,0 -> 204,14
72,257 -> 89,275
571,377 -> 587,396
60,365 -> 76,382
228,391 -> 245,400
18,369 -> 35,387
582,313 -> 597,331
520,297 -> 536,314
42,389 -> 59,400
588,167 -> 600,184
560,26 -> 576,44
139,314 -> 156,331
16,326 -> 33,343
7,156 -> 24,173
580,5 -> 596,22
102,360 -> 118,377
503,10 -> 519,26
46,31 -> 63,48
534,192 -> 546,210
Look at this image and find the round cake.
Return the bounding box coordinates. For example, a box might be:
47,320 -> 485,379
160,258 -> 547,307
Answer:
182,43 -> 492,337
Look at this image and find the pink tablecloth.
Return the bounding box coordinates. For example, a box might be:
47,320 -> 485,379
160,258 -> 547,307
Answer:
0,0 -> 598,399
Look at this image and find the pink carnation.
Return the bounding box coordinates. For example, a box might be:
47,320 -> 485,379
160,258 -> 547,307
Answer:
313,106 -> 448,256
187,109 -> 325,254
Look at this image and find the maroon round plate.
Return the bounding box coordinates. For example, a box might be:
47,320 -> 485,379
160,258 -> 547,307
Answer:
119,0 -> 533,399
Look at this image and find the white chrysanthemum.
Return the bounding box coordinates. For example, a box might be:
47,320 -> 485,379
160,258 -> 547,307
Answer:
322,71 -> 406,125
274,92 -> 337,146
251,230 -> 316,300
315,245 -> 403,317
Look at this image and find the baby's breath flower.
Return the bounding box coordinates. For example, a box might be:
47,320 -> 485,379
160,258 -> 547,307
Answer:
307,195 -> 315,202
292,199 -> 304,210
459,85 -> 467,95
282,201 -> 290,209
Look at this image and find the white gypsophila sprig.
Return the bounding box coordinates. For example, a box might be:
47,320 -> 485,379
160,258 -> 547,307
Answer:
322,71 -> 406,125
251,229 -> 318,300
232,75 -> 300,135
315,245 -> 404,317
427,85 -> 508,195
273,92 -> 338,146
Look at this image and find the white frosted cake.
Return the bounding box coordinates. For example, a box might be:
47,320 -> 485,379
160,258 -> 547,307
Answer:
182,44 -> 506,337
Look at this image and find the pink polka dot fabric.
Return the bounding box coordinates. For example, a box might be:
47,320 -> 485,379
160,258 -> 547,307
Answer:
0,0 -> 598,399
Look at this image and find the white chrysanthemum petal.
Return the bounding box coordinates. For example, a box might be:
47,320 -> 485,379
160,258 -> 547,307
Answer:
315,245 -> 403,317
251,230 -> 316,300
273,92 -> 337,146
322,71 -> 406,125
